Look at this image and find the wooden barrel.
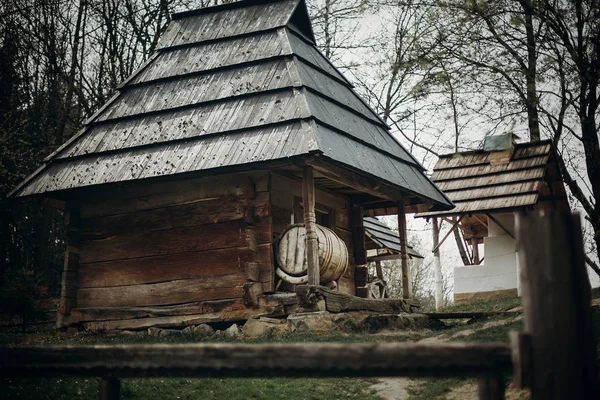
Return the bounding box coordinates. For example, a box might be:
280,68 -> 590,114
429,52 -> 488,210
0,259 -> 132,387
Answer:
277,224 -> 348,284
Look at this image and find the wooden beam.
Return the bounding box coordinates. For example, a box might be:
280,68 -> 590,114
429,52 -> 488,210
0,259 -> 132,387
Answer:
398,203 -> 411,299
296,285 -> 416,313
486,213 -> 515,239
432,217 -> 462,253
351,206 -> 367,265
57,204 -> 80,329
472,237 -> 480,265
0,342 -> 513,379
516,211 -> 599,399
302,166 -> 319,286
307,160 -> 403,203
368,254 -> 403,262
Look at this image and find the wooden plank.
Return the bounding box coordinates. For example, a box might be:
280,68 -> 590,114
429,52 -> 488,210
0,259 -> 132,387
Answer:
78,275 -> 247,308
79,218 -> 271,264
351,206 -> 367,265
58,206 -> 80,329
0,342 -> 513,378
517,211 -> 599,399
80,174 -> 256,218
70,299 -> 247,322
245,262 -> 261,282
78,244 -> 272,288
296,285 -> 418,313
302,166 -> 320,286
80,196 -> 254,240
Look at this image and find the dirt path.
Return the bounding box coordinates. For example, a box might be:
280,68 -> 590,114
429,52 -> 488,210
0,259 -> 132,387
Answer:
370,315 -> 523,400
369,378 -> 414,400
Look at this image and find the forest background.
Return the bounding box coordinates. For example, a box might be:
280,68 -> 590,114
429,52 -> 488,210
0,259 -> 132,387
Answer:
1,0 -> 599,311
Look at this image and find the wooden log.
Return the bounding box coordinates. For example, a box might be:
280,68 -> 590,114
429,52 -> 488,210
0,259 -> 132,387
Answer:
80,196 -> 257,240
245,262 -> 261,282
302,166 -> 319,286
516,211 -> 599,399
77,275 -> 247,308
397,203 -> 411,299
296,285 -> 418,313
78,244 -> 272,288
70,299 -> 287,331
351,206 -> 367,265
78,218 -> 271,264
99,378 -> 120,400
71,299 -> 248,322
243,282 -> 264,307
79,174 -> 256,219
0,342 -> 513,378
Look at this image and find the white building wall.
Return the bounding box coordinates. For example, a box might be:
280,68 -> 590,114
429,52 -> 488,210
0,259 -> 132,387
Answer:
454,213 -> 520,301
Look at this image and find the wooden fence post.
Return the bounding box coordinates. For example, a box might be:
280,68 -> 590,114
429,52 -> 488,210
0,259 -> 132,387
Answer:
516,211 -> 599,399
99,377 -> 120,400
478,373 -> 505,400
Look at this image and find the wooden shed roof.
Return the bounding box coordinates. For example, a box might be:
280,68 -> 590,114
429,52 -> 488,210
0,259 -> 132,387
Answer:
416,140 -> 568,218
364,217 -> 423,259
10,0 -> 452,211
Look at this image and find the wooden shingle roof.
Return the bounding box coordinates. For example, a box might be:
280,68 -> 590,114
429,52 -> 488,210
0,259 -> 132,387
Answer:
10,0 -> 452,211
416,140 -> 568,218
364,217 -> 423,259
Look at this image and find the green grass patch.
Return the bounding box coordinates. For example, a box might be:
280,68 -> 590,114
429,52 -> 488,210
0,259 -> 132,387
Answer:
439,296 -> 521,313
1,377 -> 381,400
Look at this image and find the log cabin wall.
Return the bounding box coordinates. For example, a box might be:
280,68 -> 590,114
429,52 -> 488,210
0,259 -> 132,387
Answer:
270,173 -> 356,295
72,171 -> 273,319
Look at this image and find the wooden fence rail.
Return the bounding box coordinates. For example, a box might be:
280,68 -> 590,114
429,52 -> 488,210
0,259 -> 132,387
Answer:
0,342 -> 512,378
0,211 -> 598,400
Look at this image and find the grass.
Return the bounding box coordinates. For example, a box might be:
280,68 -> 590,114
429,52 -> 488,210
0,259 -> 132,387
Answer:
2,377 -> 381,400
438,296 -> 521,313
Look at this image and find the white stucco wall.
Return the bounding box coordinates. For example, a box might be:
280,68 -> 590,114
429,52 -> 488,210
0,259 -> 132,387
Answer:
454,212 -> 520,296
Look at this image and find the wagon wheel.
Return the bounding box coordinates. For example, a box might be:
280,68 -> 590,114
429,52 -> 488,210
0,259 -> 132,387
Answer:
367,278 -> 387,299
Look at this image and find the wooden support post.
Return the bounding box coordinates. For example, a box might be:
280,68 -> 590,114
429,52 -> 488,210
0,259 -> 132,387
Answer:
397,203 -> 411,299
57,205 -> 80,329
432,217 -> 443,310
302,166 -> 319,286
471,237 -> 480,265
516,211 -> 599,399
351,205 -> 367,265
99,377 -> 120,400
478,373 -> 505,400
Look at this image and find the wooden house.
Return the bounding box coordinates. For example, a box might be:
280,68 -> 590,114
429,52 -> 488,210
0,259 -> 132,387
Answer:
10,0 -> 452,331
416,134 -> 568,304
